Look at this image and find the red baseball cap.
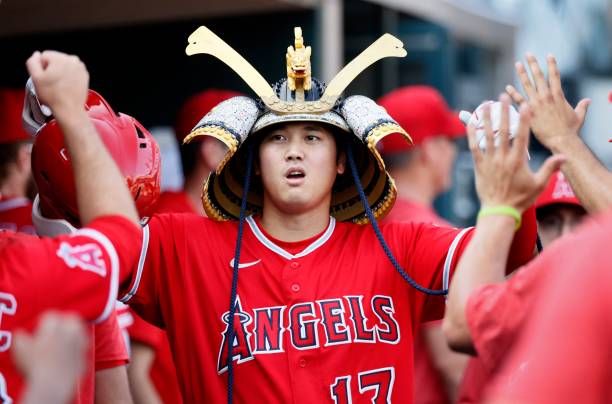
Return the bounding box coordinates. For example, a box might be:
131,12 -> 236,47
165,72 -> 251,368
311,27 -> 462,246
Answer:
535,171 -> 581,209
175,89 -> 243,143
377,86 -> 465,154
0,88 -> 31,144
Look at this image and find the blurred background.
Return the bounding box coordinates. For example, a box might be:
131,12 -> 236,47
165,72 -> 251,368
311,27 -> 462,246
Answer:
1,0 -> 610,226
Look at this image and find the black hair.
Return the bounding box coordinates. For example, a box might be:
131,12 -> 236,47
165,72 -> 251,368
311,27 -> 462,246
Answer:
179,140 -> 200,180
0,141 -> 28,184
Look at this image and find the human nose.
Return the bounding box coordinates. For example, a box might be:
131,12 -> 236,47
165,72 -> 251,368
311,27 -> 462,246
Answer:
285,138 -> 304,161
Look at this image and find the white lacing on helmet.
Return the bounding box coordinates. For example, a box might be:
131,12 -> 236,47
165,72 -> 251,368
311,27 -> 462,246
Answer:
32,194 -> 77,237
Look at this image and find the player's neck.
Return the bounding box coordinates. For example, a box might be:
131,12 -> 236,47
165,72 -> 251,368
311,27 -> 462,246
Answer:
0,171 -> 28,200
260,203 -> 331,242
391,166 -> 438,206
183,170 -> 209,216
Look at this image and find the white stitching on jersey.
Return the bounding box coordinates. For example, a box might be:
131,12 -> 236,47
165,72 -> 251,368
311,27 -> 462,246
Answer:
73,228 -> 119,323
443,227 -> 473,295
245,215 -> 336,260
119,224 -> 149,303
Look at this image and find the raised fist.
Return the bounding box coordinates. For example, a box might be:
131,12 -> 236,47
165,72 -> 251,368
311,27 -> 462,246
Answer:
25,50 -> 89,119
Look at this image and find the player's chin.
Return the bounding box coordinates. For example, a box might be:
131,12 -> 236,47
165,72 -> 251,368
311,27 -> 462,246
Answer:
277,194 -> 317,214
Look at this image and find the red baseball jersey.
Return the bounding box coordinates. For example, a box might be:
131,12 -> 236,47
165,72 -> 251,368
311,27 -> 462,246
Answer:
128,311 -> 183,403
155,191 -> 197,215
0,215 -> 140,402
76,310 -> 130,404
123,213 -> 479,403
488,214 -> 612,403
383,197 -> 454,404
0,197 -> 35,235
456,225 -> 552,402
127,189 -> 191,404
384,198 -> 452,227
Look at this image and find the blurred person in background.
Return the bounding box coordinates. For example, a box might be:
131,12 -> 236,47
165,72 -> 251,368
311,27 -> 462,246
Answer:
378,86 -> 469,403
0,88 -> 36,234
154,89 -> 240,215
127,89 -> 239,404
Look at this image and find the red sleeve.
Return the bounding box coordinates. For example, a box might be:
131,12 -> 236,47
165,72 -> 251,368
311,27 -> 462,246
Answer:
488,227 -> 612,403
119,214 -> 174,328
406,206 -> 535,323
127,309 -> 165,349
457,358 -> 490,404
506,206 -> 537,272
383,222 -> 474,322
0,215 -> 141,324
94,309 -> 129,370
464,261 -> 546,371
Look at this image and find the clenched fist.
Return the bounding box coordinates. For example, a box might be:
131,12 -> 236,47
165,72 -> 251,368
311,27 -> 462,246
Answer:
25,50 -> 89,120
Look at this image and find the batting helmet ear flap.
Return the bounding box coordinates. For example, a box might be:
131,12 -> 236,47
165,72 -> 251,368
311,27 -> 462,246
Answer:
31,194 -> 77,237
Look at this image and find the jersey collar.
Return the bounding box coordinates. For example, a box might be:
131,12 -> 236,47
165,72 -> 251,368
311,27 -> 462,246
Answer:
0,197 -> 30,212
245,215 -> 336,260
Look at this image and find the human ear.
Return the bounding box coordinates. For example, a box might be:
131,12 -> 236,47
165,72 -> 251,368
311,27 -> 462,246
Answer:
337,150 -> 346,175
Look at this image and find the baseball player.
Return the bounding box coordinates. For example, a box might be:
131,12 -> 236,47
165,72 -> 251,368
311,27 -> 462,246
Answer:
444,53 -> 604,403
0,89 -> 36,235
0,50 -> 147,402
24,77 -> 162,404
114,27 -> 551,403
28,76 -> 161,404
454,170 -> 585,403
155,89 -> 241,215
487,212 -> 612,403
377,86 -> 469,403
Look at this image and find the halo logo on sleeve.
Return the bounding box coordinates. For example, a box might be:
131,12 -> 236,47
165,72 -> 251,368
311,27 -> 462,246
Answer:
57,242 -> 107,277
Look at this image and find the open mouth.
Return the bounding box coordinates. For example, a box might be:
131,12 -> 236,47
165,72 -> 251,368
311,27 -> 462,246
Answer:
285,168 -> 306,181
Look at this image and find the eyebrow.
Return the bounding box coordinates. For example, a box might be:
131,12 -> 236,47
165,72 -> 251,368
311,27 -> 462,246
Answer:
302,124 -> 324,131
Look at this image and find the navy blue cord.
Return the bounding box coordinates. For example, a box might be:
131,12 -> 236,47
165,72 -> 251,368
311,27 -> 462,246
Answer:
535,233 -> 543,253
345,140 -> 447,296
227,143 -> 254,404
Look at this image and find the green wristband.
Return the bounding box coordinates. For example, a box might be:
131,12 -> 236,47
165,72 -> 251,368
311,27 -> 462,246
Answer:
477,206 -> 522,231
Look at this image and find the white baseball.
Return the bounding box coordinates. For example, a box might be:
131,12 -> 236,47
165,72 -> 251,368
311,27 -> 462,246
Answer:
459,101 -> 520,151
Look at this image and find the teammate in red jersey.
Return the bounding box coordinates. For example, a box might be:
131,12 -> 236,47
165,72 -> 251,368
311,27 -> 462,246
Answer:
487,213 -> 612,403
378,86 -> 469,404
454,170 -> 585,403
117,27 -> 552,403
23,77 -> 161,404
0,88 -> 36,235
0,50 -> 146,402
444,53 -> 605,403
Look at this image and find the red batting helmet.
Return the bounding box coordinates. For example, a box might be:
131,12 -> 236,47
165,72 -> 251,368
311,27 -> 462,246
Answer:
32,90 -> 161,228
